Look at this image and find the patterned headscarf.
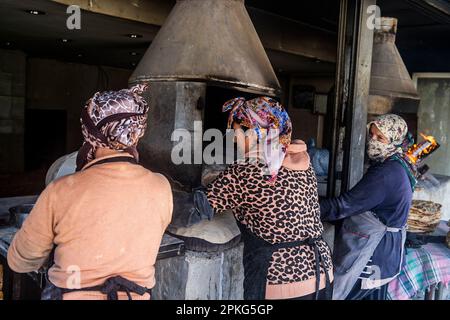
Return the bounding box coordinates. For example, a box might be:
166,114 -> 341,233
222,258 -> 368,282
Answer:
367,114 -> 418,190
366,114 -> 409,161
222,96 -> 292,183
76,83 -> 149,171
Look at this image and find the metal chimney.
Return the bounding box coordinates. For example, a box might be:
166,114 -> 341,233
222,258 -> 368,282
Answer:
368,17 -> 420,115
129,0 -> 281,96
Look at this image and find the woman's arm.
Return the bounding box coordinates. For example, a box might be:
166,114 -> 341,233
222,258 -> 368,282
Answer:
7,185 -> 56,273
170,165 -> 243,228
320,166 -> 386,222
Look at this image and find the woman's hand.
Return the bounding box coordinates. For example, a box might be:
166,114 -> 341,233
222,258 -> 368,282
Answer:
170,188 -> 214,228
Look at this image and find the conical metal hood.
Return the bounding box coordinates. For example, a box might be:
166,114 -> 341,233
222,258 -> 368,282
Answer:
369,17 -> 420,114
129,0 -> 281,96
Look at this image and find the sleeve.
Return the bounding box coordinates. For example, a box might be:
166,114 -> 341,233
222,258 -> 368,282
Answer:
7,184 -> 56,273
156,173 -> 173,228
320,166 -> 386,222
166,180 -> 174,228
206,164 -> 244,213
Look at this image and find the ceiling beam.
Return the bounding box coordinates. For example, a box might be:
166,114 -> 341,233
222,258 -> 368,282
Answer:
51,0 -> 174,26
248,7 -> 337,63
406,0 -> 450,23
50,0 -> 337,63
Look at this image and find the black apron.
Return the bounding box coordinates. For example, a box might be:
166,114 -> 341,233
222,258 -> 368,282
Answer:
237,222 -> 332,300
42,275 -> 152,300
42,156 -> 152,300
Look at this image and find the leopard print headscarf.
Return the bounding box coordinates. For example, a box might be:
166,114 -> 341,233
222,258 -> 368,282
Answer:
76,83 -> 149,171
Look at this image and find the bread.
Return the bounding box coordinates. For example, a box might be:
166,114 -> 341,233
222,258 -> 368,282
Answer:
407,200 -> 442,233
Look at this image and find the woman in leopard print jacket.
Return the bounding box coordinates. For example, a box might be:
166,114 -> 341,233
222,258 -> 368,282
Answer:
206,97 -> 333,300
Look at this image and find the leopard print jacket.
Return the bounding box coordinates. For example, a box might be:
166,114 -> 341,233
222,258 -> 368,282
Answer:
207,162 -> 333,285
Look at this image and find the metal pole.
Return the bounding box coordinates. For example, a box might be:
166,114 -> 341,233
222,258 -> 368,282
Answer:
327,0 -> 347,198
327,0 -> 375,196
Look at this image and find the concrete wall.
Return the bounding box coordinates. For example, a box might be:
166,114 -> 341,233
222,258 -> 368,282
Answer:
138,81 -> 205,188
51,0 -> 337,64
0,54 -> 133,173
0,49 -> 26,174
414,74 -> 450,221
153,245 -> 244,300
0,55 -> 133,196
414,176 -> 450,221
26,58 -> 132,154
416,76 -> 450,176
288,76 -> 334,147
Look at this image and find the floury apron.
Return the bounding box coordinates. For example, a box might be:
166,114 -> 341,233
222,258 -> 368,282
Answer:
332,211 -> 407,300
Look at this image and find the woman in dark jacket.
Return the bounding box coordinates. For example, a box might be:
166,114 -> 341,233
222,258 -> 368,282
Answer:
320,114 -> 416,300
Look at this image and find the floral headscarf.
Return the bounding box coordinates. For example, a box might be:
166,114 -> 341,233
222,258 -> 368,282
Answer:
222,96 -> 292,183
76,83 -> 149,171
366,114 -> 409,161
367,114 -> 417,190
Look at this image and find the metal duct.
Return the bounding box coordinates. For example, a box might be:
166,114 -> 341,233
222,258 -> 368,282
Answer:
368,17 -> 420,114
129,0 -> 281,96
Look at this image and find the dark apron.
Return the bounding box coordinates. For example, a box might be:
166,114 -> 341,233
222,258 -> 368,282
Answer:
237,222 -> 332,300
42,275 -> 152,300
42,156 -> 152,300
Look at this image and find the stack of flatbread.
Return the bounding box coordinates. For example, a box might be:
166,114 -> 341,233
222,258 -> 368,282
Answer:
407,200 -> 442,233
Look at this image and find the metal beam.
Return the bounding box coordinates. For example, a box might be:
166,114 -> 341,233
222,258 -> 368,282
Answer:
343,0 -> 375,190
328,0 -> 375,196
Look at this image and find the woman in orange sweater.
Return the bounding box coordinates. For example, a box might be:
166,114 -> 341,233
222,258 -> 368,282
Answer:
7,84 -> 173,300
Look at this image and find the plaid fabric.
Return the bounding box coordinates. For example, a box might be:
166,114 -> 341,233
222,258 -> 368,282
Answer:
387,242 -> 450,300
